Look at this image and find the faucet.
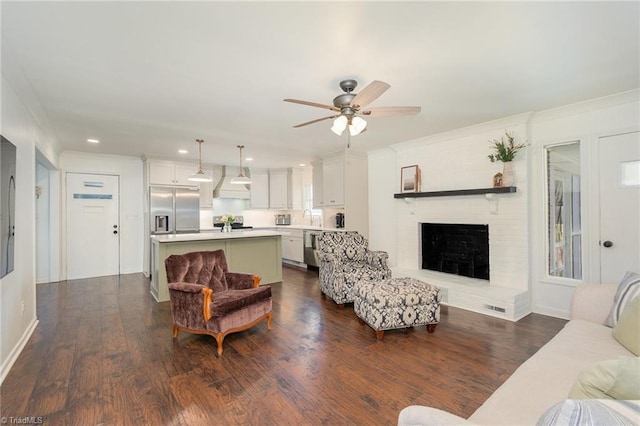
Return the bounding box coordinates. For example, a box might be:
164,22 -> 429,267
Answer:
303,209 -> 312,225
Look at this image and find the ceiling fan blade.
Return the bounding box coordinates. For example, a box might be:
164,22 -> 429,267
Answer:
293,115 -> 339,128
360,106 -> 421,117
284,98 -> 340,112
350,80 -> 391,109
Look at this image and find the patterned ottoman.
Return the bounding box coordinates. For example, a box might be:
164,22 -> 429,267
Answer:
353,277 -> 441,340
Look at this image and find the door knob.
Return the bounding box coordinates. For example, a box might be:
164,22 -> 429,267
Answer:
603,240 -> 613,248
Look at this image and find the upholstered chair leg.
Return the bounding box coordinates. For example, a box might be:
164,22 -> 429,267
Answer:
173,325 -> 179,338
320,292 -> 326,299
427,324 -> 438,333
337,303 -> 345,309
215,334 -> 225,356
267,312 -> 273,329
376,330 -> 384,340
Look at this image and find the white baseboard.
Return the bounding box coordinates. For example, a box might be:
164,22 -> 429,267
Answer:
282,259 -> 307,268
532,304 -> 571,320
0,318 -> 39,385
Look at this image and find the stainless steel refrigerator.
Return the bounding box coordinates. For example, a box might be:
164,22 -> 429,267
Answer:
149,186 -> 200,234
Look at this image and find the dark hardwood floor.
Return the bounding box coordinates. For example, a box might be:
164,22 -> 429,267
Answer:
1,266 -> 567,425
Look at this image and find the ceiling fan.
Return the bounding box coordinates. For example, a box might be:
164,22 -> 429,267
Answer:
284,79 -> 421,137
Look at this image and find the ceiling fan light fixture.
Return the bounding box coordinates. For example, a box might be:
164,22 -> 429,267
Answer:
349,116 -> 367,136
231,145 -> 251,184
331,115 -> 348,135
286,79 -> 420,139
188,139 -> 213,183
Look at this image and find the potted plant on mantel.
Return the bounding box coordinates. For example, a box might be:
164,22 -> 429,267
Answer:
488,130 -> 527,187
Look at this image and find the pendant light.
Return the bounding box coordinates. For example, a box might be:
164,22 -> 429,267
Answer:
230,145 -> 251,184
188,139 -> 213,182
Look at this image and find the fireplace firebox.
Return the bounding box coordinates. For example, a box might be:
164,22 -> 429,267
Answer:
421,223 -> 490,280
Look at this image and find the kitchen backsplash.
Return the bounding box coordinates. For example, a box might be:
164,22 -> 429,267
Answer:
242,209 -> 323,227
201,208 -> 325,229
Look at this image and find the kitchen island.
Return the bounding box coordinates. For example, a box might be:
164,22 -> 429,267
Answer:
150,230 -> 282,302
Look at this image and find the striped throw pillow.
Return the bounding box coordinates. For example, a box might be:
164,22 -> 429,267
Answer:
537,400 -> 640,426
605,271 -> 640,328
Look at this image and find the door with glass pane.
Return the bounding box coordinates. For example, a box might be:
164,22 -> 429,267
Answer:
66,172 -> 120,279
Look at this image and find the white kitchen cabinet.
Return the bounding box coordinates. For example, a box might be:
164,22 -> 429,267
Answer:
249,168 -> 270,209
301,166 -> 313,211
149,160 -> 197,186
312,161 -> 324,208
251,168 -> 303,210
174,163 -> 196,185
323,155 -> 344,206
316,151 -> 369,238
269,169 -> 288,209
149,161 -> 174,185
288,167 -> 303,210
281,229 -> 304,263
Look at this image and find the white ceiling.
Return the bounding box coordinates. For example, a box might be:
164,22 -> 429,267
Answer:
2,1 -> 638,169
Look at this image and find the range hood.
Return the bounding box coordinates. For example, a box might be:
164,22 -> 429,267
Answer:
213,166 -> 250,199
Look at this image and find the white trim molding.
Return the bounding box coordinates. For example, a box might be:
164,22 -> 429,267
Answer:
0,319 -> 38,385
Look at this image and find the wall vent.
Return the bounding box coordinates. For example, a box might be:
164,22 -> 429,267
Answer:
484,304 -> 506,313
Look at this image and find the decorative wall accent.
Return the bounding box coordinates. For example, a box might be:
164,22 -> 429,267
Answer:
401,165 -> 421,193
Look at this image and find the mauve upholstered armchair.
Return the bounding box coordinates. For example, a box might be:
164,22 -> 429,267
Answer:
164,249 -> 272,356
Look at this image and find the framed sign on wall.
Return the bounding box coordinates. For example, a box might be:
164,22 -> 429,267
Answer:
401,165 -> 421,193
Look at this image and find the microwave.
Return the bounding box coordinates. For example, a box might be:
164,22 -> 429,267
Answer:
275,214 -> 291,225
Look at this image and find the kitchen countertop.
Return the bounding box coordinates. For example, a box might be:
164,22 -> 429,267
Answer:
257,225 -> 346,231
197,225 -> 348,234
149,230 -> 283,302
150,230 -> 282,242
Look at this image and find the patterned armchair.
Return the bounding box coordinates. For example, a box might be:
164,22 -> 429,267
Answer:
316,231 -> 392,307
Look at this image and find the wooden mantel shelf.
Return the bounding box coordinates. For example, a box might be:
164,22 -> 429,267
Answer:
394,186 -> 517,199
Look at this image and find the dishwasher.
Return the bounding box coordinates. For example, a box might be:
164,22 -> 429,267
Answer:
303,230 -> 321,267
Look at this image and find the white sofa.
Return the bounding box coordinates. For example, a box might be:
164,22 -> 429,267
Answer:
398,283 -> 635,425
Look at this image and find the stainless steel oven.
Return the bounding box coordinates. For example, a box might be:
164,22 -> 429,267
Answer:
304,230 -> 321,267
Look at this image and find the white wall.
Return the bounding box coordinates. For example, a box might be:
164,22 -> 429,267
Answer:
0,74 -> 59,384
59,152 -> 144,276
530,90 -> 640,318
368,148 -> 398,261
369,91 -> 640,320
370,115 -> 531,293
35,162 -> 50,283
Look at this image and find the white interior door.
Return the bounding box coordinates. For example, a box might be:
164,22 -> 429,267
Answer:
598,131 -> 640,283
66,172 -> 119,279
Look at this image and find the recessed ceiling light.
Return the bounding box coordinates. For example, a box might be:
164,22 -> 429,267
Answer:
299,163 -> 306,167
178,149 -> 188,154
245,157 -> 254,161
87,138 -> 100,144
